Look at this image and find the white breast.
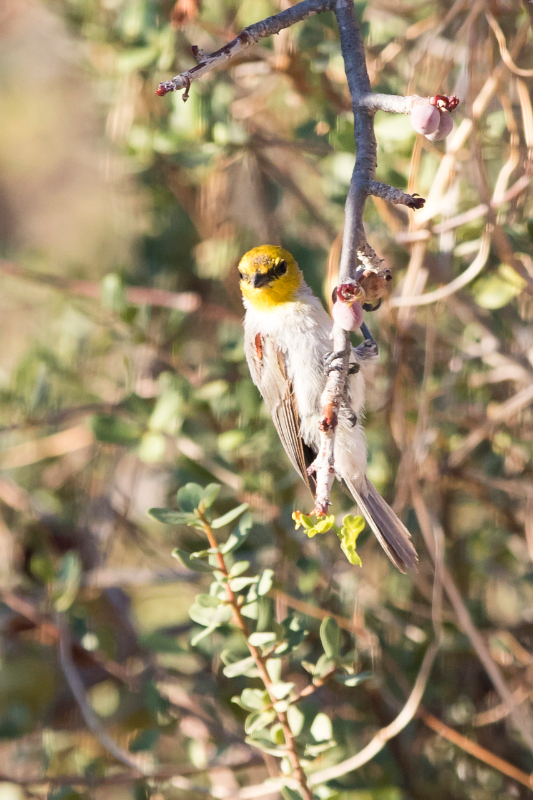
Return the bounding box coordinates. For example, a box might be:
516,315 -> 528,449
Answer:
244,284 -> 368,488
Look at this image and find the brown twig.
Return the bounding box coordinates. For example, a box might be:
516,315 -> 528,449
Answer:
196,510 -> 314,800
0,259 -> 201,313
395,173 -> 531,243
419,710 -> 533,790
486,11 -> 533,78
410,481 -> 533,755
56,612 -> 145,775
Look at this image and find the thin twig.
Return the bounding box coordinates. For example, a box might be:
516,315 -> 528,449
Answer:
486,11 -> 533,78
0,259 -> 202,313
410,482 -> 533,755
395,173 -> 531,243
156,0 -> 336,96
56,612 -> 145,775
391,227 -> 492,308
419,710 -> 533,790
308,640 -> 439,784
447,382 -> 533,468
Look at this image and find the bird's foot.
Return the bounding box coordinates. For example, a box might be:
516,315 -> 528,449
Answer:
340,404 -> 358,427
324,350 -> 347,375
354,339 -> 379,361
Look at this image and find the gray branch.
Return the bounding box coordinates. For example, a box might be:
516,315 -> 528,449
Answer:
367,180 -> 426,209
313,0 -> 380,514
157,0 -> 335,96
155,0 -> 458,515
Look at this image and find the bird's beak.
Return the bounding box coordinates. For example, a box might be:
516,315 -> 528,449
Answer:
252,272 -> 273,288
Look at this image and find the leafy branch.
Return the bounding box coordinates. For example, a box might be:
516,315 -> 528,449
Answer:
150,483 -> 371,799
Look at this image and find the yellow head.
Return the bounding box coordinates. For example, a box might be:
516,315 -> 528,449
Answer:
238,246 -> 303,312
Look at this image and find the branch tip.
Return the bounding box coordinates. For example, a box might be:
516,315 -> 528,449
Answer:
429,94 -> 460,112
406,193 -> 426,210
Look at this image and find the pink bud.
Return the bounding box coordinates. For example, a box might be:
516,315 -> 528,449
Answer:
425,110 -> 454,141
410,104 -> 440,135
332,301 -> 364,331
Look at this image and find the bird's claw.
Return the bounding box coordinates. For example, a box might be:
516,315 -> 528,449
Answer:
354,339 -> 379,360
324,350 -> 347,375
342,406 -> 358,427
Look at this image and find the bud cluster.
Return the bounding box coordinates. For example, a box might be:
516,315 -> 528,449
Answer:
410,95 -> 459,142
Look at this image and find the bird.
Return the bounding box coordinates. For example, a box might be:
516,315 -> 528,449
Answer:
238,245 -> 418,572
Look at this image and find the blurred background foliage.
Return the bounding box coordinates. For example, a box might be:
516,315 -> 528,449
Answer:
0,0 -> 533,797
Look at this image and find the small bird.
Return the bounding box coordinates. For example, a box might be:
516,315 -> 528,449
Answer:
238,245 -> 418,572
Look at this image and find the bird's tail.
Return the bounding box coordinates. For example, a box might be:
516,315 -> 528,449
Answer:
345,478 -> 418,572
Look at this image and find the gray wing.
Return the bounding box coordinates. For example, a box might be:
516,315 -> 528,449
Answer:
245,331 -> 315,494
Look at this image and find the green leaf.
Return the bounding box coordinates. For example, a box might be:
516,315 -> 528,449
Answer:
149,508 -> 195,525
241,601 -> 259,619
53,552 -> 81,613
191,624 -> 218,646
245,734 -> 286,756
282,788 -> 305,800
138,431 -> 166,463
473,264 -> 526,310
129,728 -> 160,753
293,511 -> 337,538
223,656 -> 257,678
101,272 -> 127,312
256,596 -> 274,632
238,688 -> 268,711
245,709 -> 276,734
90,413 -> 141,446
320,617 -> 340,660
257,568 -> 274,596
271,723 -> 285,745
292,511 -> 316,530
338,514 -> 364,566
266,659 -> 282,683
314,653 -> 335,678
229,560 -> 250,577
305,740 -> 336,757
189,598 -> 232,627
172,548 -> 216,573
270,682 -> 294,700
334,671 -> 372,688
200,483 -> 221,509
248,631 -> 277,647
310,712 -> 333,742
287,705 -> 305,736
139,632 -> 186,654
229,576 -> 257,592
212,502 -> 249,529
190,548 -> 218,559
177,483 -> 205,513
220,514 -> 253,554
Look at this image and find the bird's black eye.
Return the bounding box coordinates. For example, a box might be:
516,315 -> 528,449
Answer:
238,270 -> 244,280
274,260 -> 287,277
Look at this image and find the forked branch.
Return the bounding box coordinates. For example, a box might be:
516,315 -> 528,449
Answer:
156,0 -> 459,515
